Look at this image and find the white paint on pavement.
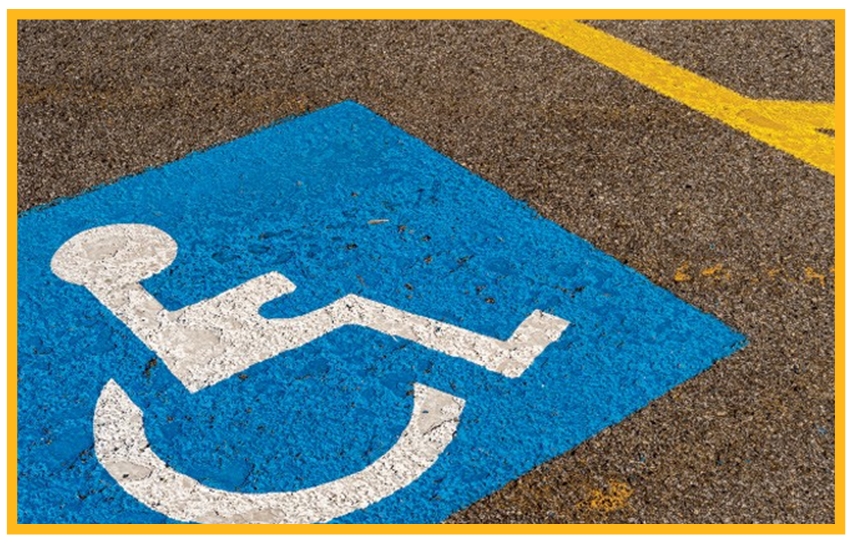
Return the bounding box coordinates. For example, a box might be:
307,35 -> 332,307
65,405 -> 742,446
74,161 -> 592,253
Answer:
94,379 -> 464,524
52,224 -> 569,392
55,223 -> 569,522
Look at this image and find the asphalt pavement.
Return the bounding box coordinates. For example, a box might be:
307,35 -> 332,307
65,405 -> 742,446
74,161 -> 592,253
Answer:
15,17 -> 837,524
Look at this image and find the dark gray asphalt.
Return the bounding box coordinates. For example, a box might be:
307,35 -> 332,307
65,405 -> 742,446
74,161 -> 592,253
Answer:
587,20 -> 835,102
16,19 -> 837,524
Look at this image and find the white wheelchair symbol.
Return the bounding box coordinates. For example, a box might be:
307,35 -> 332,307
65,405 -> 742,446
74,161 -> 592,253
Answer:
52,223 -> 570,523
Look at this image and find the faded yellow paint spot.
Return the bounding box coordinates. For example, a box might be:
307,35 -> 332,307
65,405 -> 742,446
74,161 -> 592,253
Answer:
515,20 -> 834,175
581,480 -> 634,513
701,263 -> 730,280
701,264 -> 723,277
805,267 -> 827,287
767,268 -> 783,279
674,261 -> 692,282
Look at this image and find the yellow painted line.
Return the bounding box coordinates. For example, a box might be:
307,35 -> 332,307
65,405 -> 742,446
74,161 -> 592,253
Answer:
516,20 -> 835,175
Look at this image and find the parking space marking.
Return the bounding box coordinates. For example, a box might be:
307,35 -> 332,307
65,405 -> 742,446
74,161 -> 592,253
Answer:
516,20 -> 835,175
17,101 -> 745,524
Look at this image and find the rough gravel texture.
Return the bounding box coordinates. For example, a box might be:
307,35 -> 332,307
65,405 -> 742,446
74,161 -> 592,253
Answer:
17,19 -> 836,524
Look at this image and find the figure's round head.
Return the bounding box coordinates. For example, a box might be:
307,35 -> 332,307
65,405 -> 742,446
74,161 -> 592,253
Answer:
51,223 -> 177,287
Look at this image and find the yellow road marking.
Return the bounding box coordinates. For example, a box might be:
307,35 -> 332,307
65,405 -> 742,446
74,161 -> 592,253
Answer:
516,20 -> 835,175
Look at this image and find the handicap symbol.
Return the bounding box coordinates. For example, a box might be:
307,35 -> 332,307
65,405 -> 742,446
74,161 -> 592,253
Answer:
52,223 -> 570,523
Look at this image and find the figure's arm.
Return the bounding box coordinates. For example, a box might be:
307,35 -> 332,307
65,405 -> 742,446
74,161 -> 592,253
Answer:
195,272 -> 297,315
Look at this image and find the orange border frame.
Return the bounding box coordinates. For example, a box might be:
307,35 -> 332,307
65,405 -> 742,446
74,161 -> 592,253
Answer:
6,8 -> 845,534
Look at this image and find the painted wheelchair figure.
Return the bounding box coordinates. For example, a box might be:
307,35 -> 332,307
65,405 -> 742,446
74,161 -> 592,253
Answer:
52,223 -> 569,523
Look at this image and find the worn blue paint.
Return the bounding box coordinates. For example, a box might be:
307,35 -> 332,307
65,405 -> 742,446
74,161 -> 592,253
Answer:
17,101 -> 745,523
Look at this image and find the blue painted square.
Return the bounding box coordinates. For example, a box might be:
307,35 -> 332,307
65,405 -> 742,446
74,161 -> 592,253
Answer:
17,101 -> 745,523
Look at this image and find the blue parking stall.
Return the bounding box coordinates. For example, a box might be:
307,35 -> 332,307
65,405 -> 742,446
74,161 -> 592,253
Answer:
17,101 -> 745,524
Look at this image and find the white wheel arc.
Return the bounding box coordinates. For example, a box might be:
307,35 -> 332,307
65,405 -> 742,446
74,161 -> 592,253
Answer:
94,379 -> 464,524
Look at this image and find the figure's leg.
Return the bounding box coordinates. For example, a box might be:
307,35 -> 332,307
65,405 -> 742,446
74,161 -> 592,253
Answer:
324,295 -> 570,378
